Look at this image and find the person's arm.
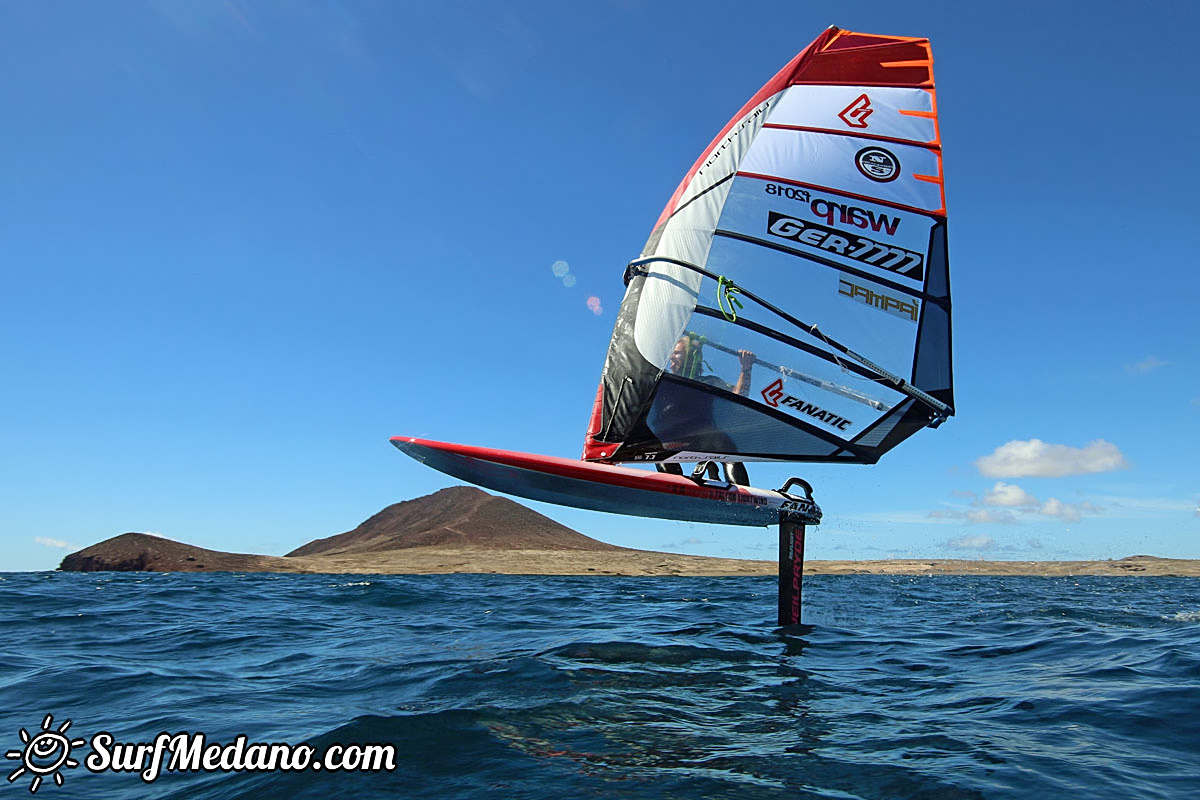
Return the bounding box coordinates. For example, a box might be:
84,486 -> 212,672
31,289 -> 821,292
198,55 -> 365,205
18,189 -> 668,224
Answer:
733,350 -> 754,396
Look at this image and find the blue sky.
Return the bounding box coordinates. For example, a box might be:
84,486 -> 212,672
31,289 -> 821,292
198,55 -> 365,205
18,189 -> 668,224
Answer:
3,1 -> 1197,572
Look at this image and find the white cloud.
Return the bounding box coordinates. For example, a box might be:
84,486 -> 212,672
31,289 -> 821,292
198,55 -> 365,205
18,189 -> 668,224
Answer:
1039,498 -> 1082,523
1028,538 -> 1043,549
930,506 -> 1021,524
976,439 -> 1128,478
965,509 -> 1018,525
35,537 -> 72,549
932,483 -> 1104,527
981,481 -> 1039,508
948,534 -> 995,549
1126,356 -> 1168,374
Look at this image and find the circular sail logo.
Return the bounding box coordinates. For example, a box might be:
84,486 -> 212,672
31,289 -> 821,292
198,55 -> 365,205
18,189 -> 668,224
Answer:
855,147 -> 900,183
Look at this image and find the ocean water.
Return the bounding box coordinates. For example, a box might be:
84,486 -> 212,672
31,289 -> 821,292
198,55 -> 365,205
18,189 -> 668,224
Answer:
2,572 -> 1198,799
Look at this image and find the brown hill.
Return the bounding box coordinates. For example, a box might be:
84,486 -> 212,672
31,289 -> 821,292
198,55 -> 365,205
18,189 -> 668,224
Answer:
59,486 -> 627,573
287,486 -> 622,556
58,532 -> 297,573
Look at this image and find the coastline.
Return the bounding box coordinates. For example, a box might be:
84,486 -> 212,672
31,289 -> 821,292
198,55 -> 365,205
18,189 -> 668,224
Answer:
54,488 -> 1200,577
190,550 -> 1200,578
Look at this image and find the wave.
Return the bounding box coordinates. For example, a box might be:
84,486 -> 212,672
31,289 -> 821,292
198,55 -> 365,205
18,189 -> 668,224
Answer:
2,572 -> 1198,799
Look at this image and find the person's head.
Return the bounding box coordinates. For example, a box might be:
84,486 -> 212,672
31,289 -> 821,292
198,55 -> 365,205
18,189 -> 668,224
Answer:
668,336 -> 701,377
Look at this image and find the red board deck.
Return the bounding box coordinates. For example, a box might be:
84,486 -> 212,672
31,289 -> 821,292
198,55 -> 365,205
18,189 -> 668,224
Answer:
390,437 -> 820,527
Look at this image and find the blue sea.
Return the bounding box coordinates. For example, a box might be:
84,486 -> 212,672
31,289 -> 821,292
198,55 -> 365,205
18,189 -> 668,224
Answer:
2,572 -> 1198,799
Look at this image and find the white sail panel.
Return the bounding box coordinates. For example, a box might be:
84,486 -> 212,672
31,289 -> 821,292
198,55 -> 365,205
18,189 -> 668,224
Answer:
629,260 -> 702,371
739,129 -> 944,213
769,85 -> 937,144
652,97 -> 782,245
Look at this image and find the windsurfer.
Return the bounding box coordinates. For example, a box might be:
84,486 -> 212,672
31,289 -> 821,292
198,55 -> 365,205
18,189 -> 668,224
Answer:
654,335 -> 753,485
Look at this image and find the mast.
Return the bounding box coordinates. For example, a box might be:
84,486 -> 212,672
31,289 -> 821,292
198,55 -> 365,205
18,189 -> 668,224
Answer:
778,514 -> 807,626
774,476 -> 819,626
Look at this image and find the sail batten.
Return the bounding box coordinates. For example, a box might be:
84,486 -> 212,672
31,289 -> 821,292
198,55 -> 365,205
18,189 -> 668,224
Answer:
583,27 -> 953,466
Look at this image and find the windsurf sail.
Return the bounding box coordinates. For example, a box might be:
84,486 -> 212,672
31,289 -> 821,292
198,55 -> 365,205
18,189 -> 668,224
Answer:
583,27 -> 953,465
